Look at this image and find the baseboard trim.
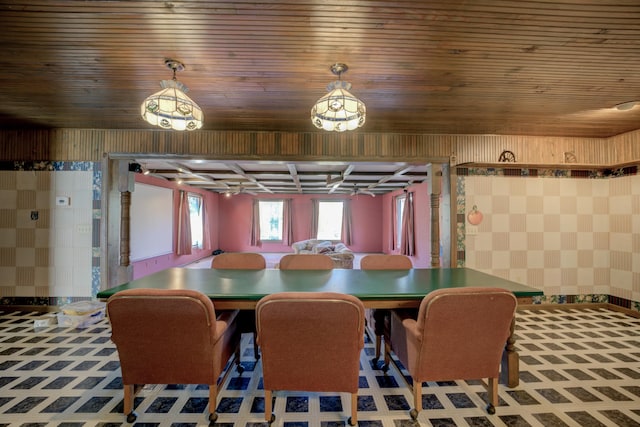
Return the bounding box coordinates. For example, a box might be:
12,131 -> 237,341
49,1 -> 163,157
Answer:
3,301 -> 640,319
518,302 -> 640,318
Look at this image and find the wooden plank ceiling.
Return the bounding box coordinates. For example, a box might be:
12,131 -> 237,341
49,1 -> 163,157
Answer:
2,1 -> 640,193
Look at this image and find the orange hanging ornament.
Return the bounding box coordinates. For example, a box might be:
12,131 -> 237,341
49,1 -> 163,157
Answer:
467,205 -> 483,225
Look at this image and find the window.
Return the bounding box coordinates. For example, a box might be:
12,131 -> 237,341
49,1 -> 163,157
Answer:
259,200 -> 284,241
396,195 -> 406,248
317,201 -> 343,240
188,194 -> 203,248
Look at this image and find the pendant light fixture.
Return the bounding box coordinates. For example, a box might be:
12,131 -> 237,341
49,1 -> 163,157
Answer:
311,63 -> 366,132
141,59 -> 204,131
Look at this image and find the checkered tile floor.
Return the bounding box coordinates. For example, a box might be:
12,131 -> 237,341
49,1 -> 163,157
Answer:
1,308 -> 639,426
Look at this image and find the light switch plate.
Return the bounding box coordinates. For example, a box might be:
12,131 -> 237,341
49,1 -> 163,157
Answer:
56,196 -> 70,206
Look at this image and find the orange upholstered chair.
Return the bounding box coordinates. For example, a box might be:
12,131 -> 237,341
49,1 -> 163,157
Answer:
107,289 -> 242,424
211,252 -> 266,269
256,292 -> 365,425
211,252 -> 266,360
278,253 -> 334,270
360,254 -> 412,371
390,287 -> 517,420
360,254 -> 413,271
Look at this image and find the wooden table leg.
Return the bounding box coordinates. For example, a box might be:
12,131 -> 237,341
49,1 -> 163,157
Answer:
500,316 -> 519,387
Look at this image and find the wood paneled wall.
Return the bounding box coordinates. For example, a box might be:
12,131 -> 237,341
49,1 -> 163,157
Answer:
453,135 -> 614,165
1,129 -> 639,165
611,129 -> 640,164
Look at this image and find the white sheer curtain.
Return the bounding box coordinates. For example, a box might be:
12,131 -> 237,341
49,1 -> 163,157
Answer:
176,191 -> 192,255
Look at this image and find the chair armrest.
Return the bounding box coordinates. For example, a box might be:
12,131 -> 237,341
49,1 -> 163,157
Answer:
213,309 -> 239,343
401,318 -> 422,343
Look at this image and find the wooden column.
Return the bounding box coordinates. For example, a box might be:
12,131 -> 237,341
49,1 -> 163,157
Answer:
430,193 -> 440,267
120,191 -> 131,266
430,165 -> 442,268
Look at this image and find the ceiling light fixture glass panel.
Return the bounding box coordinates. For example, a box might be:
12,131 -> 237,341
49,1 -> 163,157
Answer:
141,59 -> 204,131
311,63 -> 365,132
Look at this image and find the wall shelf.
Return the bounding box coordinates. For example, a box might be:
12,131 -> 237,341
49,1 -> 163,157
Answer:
455,161 -> 640,172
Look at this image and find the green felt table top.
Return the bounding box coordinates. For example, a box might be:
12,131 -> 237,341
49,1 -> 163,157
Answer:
97,267 -> 542,302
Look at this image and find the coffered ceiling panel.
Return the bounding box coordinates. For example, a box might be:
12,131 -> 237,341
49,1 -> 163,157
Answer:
133,158 -> 431,195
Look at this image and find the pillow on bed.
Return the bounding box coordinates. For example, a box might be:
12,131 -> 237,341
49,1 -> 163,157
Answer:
318,245 -> 335,254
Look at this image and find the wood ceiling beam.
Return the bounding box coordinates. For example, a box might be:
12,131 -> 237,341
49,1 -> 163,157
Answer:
226,163 -> 274,194
328,164 -> 355,194
287,164 -> 302,193
167,162 -> 230,189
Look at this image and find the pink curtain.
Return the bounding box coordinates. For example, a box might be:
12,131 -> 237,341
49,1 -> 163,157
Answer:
202,198 -> 210,250
400,192 -> 415,256
250,199 -> 261,247
310,199 -> 319,239
283,199 -> 293,245
342,199 -> 352,245
392,195 -> 398,251
176,191 -> 192,255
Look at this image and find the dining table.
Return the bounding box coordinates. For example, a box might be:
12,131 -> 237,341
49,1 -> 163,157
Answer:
97,267 -> 543,387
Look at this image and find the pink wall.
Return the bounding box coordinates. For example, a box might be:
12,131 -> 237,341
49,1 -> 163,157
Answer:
217,193 -> 383,253
131,174 -> 219,279
131,178 -> 432,278
411,182 -> 432,268
379,182 -> 431,268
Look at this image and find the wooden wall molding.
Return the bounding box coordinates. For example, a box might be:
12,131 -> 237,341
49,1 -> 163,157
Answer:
1,128 -> 639,165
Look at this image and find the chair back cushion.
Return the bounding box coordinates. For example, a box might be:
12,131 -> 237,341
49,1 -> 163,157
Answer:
278,254 -> 334,270
211,252 -> 266,269
360,254 -> 412,270
256,292 -> 364,392
107,288 -> 234,385
414,287 -> 516,381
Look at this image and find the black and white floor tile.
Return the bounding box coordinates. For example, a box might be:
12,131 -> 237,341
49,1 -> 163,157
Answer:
1,308 -> 639,427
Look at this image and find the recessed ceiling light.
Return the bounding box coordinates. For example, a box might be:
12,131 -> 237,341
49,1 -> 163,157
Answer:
614,101 -> 639,111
